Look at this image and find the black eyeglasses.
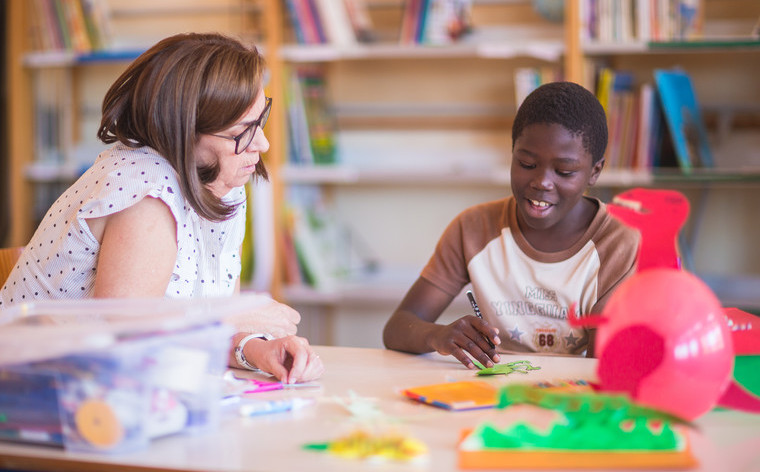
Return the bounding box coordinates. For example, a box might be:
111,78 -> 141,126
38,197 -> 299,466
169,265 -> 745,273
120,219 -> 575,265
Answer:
212,97 -> 272,154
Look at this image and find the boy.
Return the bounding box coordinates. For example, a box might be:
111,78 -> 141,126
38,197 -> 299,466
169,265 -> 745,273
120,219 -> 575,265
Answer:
383,82 -> 639,368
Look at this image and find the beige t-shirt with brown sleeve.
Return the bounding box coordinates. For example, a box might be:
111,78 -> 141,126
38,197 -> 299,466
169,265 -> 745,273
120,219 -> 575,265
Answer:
420,196 -> 640,356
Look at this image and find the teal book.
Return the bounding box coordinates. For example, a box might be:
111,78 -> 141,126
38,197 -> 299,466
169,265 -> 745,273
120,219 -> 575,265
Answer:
653,69 -> 714,172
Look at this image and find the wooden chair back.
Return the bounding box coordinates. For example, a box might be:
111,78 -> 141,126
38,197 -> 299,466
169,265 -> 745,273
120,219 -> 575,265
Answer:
0,246 -> 25,287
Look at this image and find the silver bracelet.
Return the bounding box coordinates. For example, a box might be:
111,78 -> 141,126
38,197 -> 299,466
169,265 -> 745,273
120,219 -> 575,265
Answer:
234,333 -> 273,372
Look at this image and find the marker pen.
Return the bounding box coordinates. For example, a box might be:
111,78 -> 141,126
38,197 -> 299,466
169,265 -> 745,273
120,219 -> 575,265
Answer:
466,290 -> 496,349
238,398 -> 314,417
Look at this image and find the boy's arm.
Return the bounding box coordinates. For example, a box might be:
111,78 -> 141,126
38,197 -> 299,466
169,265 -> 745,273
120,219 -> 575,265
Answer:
586,329 -> 596,358
383,277 -> 499,369
383,277 -> 452,353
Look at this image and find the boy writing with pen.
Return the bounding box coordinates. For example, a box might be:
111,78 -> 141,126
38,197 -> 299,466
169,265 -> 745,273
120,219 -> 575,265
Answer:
383,82 -> 640,368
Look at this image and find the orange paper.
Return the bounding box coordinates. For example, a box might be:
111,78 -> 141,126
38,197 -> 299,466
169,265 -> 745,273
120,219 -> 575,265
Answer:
403,381 -> 498,411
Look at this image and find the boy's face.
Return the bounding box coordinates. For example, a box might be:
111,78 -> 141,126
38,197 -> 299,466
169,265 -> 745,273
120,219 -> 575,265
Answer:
510,123 -> 603,238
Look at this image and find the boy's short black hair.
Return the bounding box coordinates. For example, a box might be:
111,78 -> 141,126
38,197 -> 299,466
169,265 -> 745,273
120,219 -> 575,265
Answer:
511,81 -> 608,165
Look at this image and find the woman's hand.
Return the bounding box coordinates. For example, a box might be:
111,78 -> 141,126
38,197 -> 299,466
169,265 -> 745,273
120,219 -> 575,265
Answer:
428,315 -> 500,369
225,299 -> 301,338
247,335 -> 324,384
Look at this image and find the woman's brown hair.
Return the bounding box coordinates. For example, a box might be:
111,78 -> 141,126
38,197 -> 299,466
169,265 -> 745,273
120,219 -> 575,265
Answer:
97,32 -> 268,222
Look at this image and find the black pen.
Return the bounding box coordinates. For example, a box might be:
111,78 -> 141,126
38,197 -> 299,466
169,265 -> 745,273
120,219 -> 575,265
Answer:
466,290 -> 495,349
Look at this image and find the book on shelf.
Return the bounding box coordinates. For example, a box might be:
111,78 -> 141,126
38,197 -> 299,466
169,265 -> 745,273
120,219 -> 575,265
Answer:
285,67 -> 315,165
33,69 -> 69,166
285,0 -> 372,45
653,68 -> 714,171
283,0 -> 324,44
280,206 -> 306,286
283,187 -> 347,292
635,82 -> 655,171
343,0 -> 377,43
280,186 -> 380,291
285,66 -> 338,166
313,0 -> 357,46
28,0 -> 112,53
594,66 -> 693,173
400,0 -> 473,45
513,66 -> 562,108
609,71 -> 638,170
581,0 -> 704,44
596,68 -> 639,170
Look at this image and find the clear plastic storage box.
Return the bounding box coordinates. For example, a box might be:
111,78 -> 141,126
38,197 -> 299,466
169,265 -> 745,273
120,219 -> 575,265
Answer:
0,296 -> 272,454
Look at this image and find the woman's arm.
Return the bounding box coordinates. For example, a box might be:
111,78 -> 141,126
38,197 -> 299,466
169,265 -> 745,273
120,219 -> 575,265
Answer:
92,196 -> 177,297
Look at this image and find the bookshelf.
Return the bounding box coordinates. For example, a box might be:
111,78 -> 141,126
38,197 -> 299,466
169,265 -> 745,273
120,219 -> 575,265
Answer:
6,0 -> 267,246
265,0 -> 760,347
6,0 -> 760,348
573,0 -> 760,326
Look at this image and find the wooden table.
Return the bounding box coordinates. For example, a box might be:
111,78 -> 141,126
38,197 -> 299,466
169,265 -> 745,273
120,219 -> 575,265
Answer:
0,346 -> 758,471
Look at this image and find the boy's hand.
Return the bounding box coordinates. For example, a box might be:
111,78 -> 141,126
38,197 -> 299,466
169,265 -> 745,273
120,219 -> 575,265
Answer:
430,316 -> 501,369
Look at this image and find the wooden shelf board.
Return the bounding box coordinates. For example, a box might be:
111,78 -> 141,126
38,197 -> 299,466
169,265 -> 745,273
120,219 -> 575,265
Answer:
583,38 -> 760,56
279,40 -> 564,63
281,166 -> 675,187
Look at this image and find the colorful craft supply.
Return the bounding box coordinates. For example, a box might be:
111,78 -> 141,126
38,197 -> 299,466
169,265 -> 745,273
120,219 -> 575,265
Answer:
607,188 -> 689,271
496,384 -> 691,426
531,379 -> 591,391
476,360 -> 541,376
333,390 -> 385,420
602,187 -> 760,417
403,381 -> 498,411
239,398 -> 314,417
223,371 -> 283,395
568,269 -> 733,421
458,384 -> 697,469
303,430 -> 427,462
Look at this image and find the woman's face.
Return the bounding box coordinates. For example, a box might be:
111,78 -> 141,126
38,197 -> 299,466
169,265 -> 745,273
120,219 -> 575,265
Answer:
197,90 -> 270,198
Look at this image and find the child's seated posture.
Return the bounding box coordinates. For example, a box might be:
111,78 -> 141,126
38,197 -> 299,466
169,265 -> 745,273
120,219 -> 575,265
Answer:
383,82 -> 639,368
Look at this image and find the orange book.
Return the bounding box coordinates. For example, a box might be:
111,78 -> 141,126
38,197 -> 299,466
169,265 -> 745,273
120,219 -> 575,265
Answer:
403,381 -> 498,411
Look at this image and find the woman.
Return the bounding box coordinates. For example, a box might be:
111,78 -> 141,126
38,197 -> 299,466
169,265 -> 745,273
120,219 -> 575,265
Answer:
0,33 -> 323,384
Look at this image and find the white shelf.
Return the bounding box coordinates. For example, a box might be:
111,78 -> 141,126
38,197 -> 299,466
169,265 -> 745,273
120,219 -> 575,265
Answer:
282,265 -> 418,306
597,169 -> 653,187
279,40 -> 564,62
581,41 -> 649,55
281,164 -> 510,186
282,165 -> 654,187
582,38 -> 760,56
281,266 -> 474,312
23,49 -> 144,68
25,162 -> 83,183
700,274 -> 760,311
23,51 -> 79,68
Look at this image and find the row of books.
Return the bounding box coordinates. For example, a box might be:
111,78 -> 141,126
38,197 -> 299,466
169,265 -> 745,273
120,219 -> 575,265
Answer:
282,65 -> 714,173
514,66 -> 563,108
283,0 -> 375,45
399,0 -> 473,45
283,0 -> 474,46
285,66 -> 339,166
279,187 -> 376,290
28,0 -> 112,53
581,0 -> 703,44
597,67 -> 713,172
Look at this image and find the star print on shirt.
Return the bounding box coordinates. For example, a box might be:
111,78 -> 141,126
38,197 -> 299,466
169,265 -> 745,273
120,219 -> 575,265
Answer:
508,325 -> 524,341
564,331 -> 580,347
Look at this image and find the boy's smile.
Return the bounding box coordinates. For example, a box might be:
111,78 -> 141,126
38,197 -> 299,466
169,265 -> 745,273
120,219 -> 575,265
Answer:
510,123 -> 604,251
